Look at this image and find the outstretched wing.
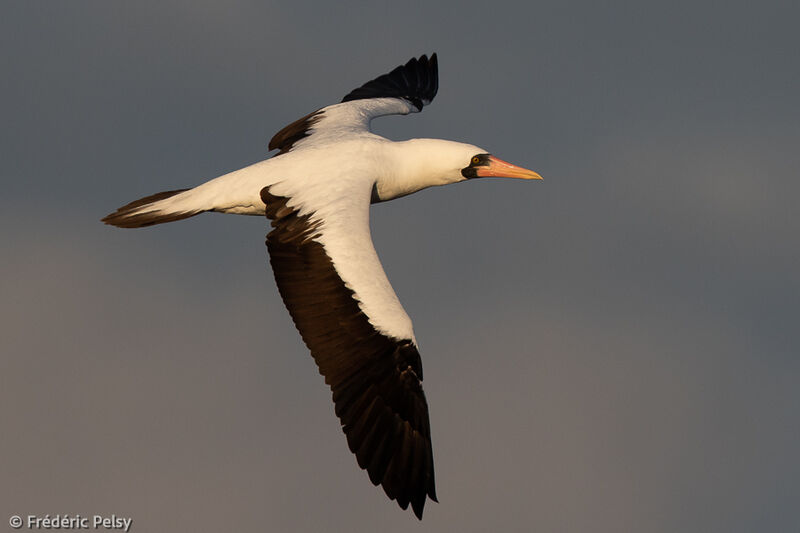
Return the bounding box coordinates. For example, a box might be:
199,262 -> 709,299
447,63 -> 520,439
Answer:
268,54 -> 439,156
260,184 -> 436,519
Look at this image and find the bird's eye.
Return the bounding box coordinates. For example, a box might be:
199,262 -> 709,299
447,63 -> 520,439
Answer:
472,156 -> 481,165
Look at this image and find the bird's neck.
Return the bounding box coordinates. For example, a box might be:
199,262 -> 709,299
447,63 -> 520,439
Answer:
373,139 -> 470,202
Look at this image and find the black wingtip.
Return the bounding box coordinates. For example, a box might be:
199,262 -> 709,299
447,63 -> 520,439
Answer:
341,53 -> 439,110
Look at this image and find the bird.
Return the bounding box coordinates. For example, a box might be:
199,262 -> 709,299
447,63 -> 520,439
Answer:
102,53 -> 541,519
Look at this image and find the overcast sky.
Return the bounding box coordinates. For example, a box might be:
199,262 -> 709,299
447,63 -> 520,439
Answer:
2,2 -> 799,532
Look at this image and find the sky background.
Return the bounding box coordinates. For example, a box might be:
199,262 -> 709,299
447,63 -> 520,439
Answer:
2,2 -> 799,532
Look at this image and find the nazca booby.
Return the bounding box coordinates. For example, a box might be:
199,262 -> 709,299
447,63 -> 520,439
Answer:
103,54 -> 541,519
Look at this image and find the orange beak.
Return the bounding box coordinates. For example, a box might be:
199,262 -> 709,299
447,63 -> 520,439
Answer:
476,156 -> 542,180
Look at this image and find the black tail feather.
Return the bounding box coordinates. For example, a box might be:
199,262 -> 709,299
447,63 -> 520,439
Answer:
101,189 -> 198,228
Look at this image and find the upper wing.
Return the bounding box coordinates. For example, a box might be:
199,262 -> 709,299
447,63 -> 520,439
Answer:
268,54 -> 439,155
260,182 -> 436,519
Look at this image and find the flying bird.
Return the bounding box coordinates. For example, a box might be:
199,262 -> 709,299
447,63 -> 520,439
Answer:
103,54 -> 541,519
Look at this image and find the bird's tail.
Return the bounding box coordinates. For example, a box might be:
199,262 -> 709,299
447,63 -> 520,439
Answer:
101,188 -> 205,228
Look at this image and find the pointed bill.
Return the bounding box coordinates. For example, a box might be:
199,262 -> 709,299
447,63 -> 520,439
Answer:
477,156 -> 542,180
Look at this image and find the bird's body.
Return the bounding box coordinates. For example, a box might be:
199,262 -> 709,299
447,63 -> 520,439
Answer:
103,54 -> 540,519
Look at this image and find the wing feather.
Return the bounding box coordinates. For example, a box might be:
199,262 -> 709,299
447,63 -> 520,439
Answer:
342,54 -> 438,111
268,54 -> 439,156
261,187 -> 437,519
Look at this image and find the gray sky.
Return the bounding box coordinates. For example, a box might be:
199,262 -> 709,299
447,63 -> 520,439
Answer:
2,2 -> 799,532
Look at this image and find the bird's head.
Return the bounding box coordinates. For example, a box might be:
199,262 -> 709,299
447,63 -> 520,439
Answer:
378,139 -> 541,202
399,139 -> 541,184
